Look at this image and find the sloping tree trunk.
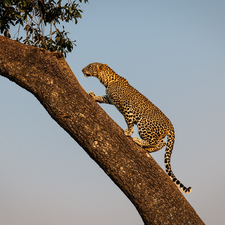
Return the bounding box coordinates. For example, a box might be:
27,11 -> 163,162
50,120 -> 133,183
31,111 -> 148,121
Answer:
0,36 -> 205,225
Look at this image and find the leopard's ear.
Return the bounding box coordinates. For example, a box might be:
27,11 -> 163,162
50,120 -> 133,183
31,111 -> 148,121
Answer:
98,63 -> 107,71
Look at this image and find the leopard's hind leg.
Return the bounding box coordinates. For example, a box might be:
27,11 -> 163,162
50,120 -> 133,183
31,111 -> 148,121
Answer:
132,137 -> 166,153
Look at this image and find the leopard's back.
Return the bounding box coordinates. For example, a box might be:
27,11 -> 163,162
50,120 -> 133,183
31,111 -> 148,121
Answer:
107,79 -> 172,138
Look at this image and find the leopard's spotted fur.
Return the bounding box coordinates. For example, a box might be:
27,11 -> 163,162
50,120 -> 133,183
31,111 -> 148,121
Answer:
82,62 -> 192,194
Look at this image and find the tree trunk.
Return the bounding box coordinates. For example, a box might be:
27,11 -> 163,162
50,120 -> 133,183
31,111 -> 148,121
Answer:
0,36 -> 204,225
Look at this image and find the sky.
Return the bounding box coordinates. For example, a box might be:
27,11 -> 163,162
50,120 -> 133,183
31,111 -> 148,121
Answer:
0,0 -> 225,224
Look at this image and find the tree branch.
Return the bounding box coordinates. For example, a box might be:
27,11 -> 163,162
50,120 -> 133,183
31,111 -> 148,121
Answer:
0,36 -> 204,225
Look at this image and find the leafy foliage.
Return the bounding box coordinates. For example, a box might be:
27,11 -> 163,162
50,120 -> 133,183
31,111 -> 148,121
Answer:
0,0 -> 88,56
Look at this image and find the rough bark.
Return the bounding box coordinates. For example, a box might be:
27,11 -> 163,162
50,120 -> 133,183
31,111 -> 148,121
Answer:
0,36 -> 205,225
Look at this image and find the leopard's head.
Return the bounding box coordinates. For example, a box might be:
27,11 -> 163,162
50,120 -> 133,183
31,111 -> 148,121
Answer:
82,63 -> 107,78
83,63 -> 117,87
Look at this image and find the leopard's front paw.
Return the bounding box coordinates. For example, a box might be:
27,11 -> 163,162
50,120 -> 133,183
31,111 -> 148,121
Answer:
124,127 -> 134,136
89,91 -> 96,98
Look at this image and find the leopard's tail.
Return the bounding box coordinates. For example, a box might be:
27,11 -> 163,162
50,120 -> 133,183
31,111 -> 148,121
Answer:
164,127 -> 192,194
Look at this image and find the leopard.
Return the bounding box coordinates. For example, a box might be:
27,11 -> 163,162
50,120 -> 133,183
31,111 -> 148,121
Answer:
82,62 -> 192,194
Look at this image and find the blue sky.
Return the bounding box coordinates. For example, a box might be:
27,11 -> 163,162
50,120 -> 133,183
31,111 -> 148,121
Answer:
1,1 -> 225,224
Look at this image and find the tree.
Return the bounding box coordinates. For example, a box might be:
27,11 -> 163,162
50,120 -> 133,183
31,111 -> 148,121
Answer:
0,1 -> 205,224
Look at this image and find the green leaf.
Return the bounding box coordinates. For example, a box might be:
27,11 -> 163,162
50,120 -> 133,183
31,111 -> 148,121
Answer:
0,0 -> 88,57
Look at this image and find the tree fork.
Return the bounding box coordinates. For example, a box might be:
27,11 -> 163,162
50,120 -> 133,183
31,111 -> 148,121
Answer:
0,36 -> 204,225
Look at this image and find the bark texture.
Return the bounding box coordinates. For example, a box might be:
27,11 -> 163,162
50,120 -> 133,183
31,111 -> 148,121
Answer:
0,36 -> 205,225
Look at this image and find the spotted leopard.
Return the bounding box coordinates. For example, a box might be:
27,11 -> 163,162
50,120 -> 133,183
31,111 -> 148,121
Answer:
82,62 -> 192,194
